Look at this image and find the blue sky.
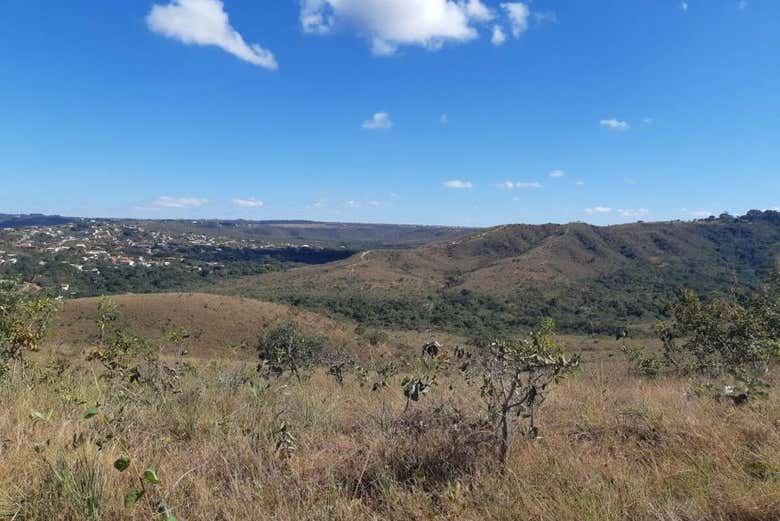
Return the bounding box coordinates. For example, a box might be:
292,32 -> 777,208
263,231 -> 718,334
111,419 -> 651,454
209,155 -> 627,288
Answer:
1,0 -> 778,226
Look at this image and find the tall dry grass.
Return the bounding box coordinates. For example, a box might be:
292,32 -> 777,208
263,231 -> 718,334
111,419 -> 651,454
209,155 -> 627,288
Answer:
0,355 -> 778,520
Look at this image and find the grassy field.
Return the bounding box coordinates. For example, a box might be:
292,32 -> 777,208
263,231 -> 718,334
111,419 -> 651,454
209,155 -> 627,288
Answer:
1,355 -> 778,520
1,307 -> 778,521
1,285 -> 778,521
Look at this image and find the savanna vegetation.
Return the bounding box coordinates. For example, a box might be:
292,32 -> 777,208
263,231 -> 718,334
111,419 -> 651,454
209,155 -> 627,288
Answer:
1,273 -> 779,521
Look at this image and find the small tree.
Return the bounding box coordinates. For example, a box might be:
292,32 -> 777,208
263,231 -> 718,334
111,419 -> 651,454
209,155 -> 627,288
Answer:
657,281 -> 780,402
658,285 -> 780,376
257,323 -> 323,382
0,282 -> 59,377
96,297 -> 119,347
477,319 -> 579,464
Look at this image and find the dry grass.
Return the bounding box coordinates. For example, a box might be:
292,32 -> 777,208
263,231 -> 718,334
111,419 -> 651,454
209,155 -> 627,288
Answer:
1,349 -> 778,521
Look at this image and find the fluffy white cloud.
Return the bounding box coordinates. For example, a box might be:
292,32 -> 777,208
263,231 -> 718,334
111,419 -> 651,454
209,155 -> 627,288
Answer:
465,0 -> 494,21
444,180 -> 473,189
362,112 -> 393,129
680,1 -> 689,12
585,206 -> 612,215
619,208 -> 649,218
232,198 -> 264,208
153,196 -> 208,208
549,170 -> 565,178
501,3 -> 530,37
147,0 -> 278,69
600,118 -> 630,131
491,25 -> 507,45
301,0 -> 491,55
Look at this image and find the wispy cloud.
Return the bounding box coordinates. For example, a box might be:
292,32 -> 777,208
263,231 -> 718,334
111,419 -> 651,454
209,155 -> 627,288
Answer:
491,25 -> 507,46
738,1 -> 748,10
440,113 -> 449,125
600,118 -> 630,131
232,197 -> 264,208
683,208 -> 715,218
152,196 -> 208,209
549,170 -> 565,178
363,112 -> 393,130
147,0 -> 278,70
500,181 -> 542,190
619,208 -> 649,218
444,180 -> 473,189
680,1 -> 689,12
585,206 -> 612,215
501,3 -> 531,38
534,11 -> 558,25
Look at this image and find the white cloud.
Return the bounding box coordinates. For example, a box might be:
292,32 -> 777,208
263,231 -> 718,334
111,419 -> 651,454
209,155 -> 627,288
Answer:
642,117 -> 654,126
499,181 -> 542,189
147,0 -> 278,70
344,200 -> 361,208
683,208 -> 714,218
301,0 -> 490,56
440,113 -> 449,124
363,112 -> 393,130
534,11 -> 558,25
491,25 -> 507,45
232,197 -> 264,208
153,196 -> 208,208
575,181 -> 585,186
600,118 -> 630,131
444,180 -> 473,189
680,1 -> 688,12
501,3 -> 530,37
618,208 -> 649,218
585,206 -> 612,215
549,169 -> 565,178
465,0 -> 494,22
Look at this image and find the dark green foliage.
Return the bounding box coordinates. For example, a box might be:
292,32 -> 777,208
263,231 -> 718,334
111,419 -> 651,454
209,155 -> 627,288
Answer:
658,283 -> 780,376
257,323 -> 323,381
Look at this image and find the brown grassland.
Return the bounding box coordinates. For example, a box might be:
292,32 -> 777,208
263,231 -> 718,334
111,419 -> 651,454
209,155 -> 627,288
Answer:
1,293 -> 778,521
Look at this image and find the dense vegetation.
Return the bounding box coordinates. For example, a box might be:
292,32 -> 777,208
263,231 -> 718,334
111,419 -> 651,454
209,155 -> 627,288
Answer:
228,211 -> 780,336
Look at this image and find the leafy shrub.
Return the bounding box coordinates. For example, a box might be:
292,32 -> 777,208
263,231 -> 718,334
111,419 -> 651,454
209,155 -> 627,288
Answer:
257,323 -> 323,381
474,318 -> 579,463
658,282 -> 780,376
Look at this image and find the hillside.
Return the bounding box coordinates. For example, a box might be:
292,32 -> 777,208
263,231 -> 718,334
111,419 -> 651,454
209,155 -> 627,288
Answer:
49,292 -> 463,360
213,211 -> 780,335
120,219 -> 478,249
0,213 -> 75,228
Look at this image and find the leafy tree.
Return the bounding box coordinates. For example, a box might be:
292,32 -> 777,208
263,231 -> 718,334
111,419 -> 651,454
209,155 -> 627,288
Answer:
0,281 -> 59,377
257,323 -> 323,382
475,319 -> 579,464
658,282 -> 780,376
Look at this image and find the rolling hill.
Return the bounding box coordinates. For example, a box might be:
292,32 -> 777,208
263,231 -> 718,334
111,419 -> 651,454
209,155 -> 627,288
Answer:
212,211 -> 780,336
48,292 -> 463,360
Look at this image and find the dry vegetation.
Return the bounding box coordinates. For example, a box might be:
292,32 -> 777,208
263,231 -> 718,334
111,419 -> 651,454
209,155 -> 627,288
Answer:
1,356 -> 778,521
1,282 -> 779,521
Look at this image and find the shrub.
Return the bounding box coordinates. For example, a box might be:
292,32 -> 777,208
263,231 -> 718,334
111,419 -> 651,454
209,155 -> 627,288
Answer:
257,323 -> 323,381
474,318 -> 579,464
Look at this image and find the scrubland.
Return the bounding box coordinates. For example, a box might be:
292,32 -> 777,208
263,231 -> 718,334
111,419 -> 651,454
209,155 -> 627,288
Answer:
1,350 -> 778,521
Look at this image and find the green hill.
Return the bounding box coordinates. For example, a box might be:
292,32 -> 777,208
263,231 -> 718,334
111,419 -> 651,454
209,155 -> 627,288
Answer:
212,211 -> 780,336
